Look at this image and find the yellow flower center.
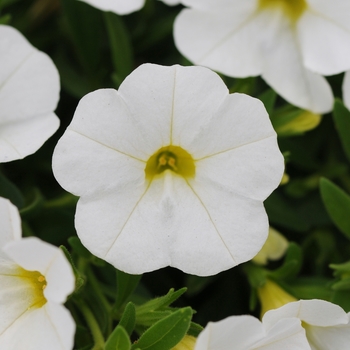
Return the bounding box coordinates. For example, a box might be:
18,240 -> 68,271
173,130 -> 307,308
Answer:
145,145 -> 195,180
258,0 -> 307,22
19,268 -> 47,309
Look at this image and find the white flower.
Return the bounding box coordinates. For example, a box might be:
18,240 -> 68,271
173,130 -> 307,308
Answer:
263,299 -> 350,350
0,25 -> 60,163
194,314 -> 311,349
342,71 -> 350,111
0,197 -> 76,350
52,63 -> 284,276
78,0 -> 181,15
174,0 -> 350,113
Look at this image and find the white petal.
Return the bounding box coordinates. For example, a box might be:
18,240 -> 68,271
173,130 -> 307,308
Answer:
78,0 -> 144,15
166,65 -> 229,149
0,302 -> 75,350
0,197 -> 21,258
174,6 -> 263,77
53,127 -> 145,198
195,315 -> 265,349
3,237 -> 75,303
342,71 -> 350,111
195,315 -> 310,350
306,322 -> 350,350
189,93 -> 284,201
298,10 -> 350,75
260,11 -> 333,113
0,25 -> 60,162
263,300 -> 349,330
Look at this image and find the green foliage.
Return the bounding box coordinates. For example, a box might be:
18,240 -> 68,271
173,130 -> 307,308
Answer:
105,325 -> 131,350
131,307 -> 192,350
320,177 -> 350,239
115,271 -> 142,312
333,99 -> 350,162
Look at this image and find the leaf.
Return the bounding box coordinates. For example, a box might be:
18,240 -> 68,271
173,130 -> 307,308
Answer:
0,172 -> 24,208
320,178 -> 350,239
131,307 -> 192,350
258,89 -> 276,115
119,302 -> 136,336
104,12 -> 133,85
105,325 -> 131,350
333,99 -> 350,162
114,270 -> 142,311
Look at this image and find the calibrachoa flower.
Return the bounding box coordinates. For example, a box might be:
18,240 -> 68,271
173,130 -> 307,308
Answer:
263,299 -> 350,350
194,314 -> 311,349
174,0 -> 350,113
78,0 -> 181,15
52,63 -> 284,276
0,25 -> 60,163
0,197 -> 75,350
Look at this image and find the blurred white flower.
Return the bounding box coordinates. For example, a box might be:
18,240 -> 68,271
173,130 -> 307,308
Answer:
78,0 -> 181,15
53,63 -> 284,276
0,25 -> 60,163
194,314 -> 310,350
342,71 -> 350,111
174,0 -> 350,113
0,197 -> 75,350
263,299 -> 350,350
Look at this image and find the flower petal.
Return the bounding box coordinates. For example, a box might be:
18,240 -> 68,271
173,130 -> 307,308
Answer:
263,300 -> 349,329
0,25 -> 60,162
189,93 -> 283,200
78,0 -> 144,15
0,197 -> 21,257
174,6 -> 262,77
3,237 -> 75,304
0,302 -> 75,350
298,9 -> 350,75
260,11 -> 333,113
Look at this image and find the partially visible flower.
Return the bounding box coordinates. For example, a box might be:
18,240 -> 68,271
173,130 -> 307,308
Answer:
194,314 -> 310,349
257,279 -> 297,317
78,0 -> 181,15
53,63 -> 284,276
253,227 -> 289,265
342,71 -> 350,111
174,0 -> 350,113
172,335 -> 196,350
263,299 -> 350,350
0,25 -> 60,163
0,197 -> 75,350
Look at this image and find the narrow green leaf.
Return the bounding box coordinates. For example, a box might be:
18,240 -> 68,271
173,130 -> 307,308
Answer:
115,270 -> 142,311
320,178 -> 350,239
119,302 -> 136,336
0,172 -> 24,208
333,99 -> 350,162
104,12 -> 133,85
68,236 -> 92,259
105,325 -> 131,350
258,89 -> 276,115
131,307 -> 192,350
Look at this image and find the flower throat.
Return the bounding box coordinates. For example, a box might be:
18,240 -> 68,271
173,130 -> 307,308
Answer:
258,0 -> 307,22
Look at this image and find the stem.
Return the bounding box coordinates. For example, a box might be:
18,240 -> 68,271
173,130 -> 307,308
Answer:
44,193 -> 78,209
76,300 -> 105,350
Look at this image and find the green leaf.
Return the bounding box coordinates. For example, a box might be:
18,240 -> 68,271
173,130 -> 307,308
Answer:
131,307 -> 192,350
104,12 -> 133,85
333,99 -> 350,162
0,172 -> 24,208
114,270 -> 142,311
20,188 -> 44,219
258,89 -> 276,115
105,325 -> 131,350
320,177 -> 350,239
68,236 -> 92,259
119,302 -> 136,336
187,322 -> 203,338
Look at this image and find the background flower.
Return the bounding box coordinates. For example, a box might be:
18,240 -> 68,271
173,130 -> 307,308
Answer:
0,197 -> 76,350
53,63 -> 284,276
0,25 -> 60,163
174,0 -> 350,113
263,299 -> 350,350
78,0 -> 181,15
194,314 -> 310,349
